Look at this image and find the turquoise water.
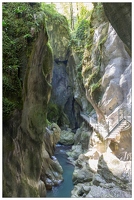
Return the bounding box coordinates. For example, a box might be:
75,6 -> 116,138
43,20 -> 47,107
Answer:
46,145 -> 74,198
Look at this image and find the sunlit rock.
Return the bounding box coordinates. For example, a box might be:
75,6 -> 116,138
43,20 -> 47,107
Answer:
38,180 -> 46,197
97,152 -> 132,183
100,24 -> 131,116
67,144 -> 82,160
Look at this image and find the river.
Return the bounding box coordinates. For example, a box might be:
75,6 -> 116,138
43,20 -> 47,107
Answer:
46,144 -> 74,198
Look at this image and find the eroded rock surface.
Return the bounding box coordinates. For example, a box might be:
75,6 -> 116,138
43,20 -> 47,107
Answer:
70,4 -> 132,198
103,3 -> 131,51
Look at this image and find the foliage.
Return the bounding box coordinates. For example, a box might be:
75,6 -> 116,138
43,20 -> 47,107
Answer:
3,97 -> 15,120
90,2 -> 107,27
76,19 -> 90,40
47,102 -> 69,126
90,78 -> 102,94
41,3 -> 57,15
79,5 -> 89,20
46,119 -> 52,126
93,2 -> 103,17
42,42 -> 53,77
41,3 -> 67,24
2,2 -> 42,121
47,102 -> 60,123
3,2 -> 42,66
81,3 -> 109,102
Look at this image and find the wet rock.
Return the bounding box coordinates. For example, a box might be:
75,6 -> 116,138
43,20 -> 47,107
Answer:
45,178 -> 53,190
41,157 -> 63,190
120,63 -> 132,101
71,184 -> 82,198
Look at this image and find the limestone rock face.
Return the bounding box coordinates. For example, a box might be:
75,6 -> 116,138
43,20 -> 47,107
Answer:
67,53 -> 91,115
103,3 -> 131,51
97,152 -> 132,183
100,24 -> 131,117
40,123 -> 63,190
3,25 -> 63,197
71,150 -> 131,198
41,156 -> 63,190
71,4 -> 132,198
46,17 -> 70,62
47,17 -> 81,129
50,61 -> 76,128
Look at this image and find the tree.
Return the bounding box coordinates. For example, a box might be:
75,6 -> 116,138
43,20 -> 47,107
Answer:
69,2 -> 74,30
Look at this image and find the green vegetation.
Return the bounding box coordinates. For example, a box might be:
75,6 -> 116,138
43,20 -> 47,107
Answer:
41,3 -> 68,28
2,2 -> 108,121
47,102 -> 70,127
3,2 -> 42,121
90,78 -> 102,94
41,3 -> 60,19
3,97 -> 15,120
47,102 -> 60,123
42,42 -> 53,78
76,19 -> 90,40
81,3 -> 108,98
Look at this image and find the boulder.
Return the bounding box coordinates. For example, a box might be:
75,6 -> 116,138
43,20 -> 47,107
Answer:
59,130 -> 74,145
72,168 -> 93,184
66,145 -> 82,160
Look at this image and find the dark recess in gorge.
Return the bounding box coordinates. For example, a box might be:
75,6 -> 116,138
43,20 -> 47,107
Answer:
50,59 -> 83,130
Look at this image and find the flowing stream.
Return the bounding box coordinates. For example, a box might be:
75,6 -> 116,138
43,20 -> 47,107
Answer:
46,144 -> 74,198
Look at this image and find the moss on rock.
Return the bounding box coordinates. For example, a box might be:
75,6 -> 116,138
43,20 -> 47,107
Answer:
3,2 -> 42,121
3,2 -> 55,197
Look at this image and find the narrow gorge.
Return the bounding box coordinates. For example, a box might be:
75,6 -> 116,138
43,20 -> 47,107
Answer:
3,2 -> 132,198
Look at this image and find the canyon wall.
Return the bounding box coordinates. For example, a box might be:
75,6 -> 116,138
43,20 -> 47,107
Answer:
69,3 -> 132,198
3,2 -> 132,198
3,4 -> 63,197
